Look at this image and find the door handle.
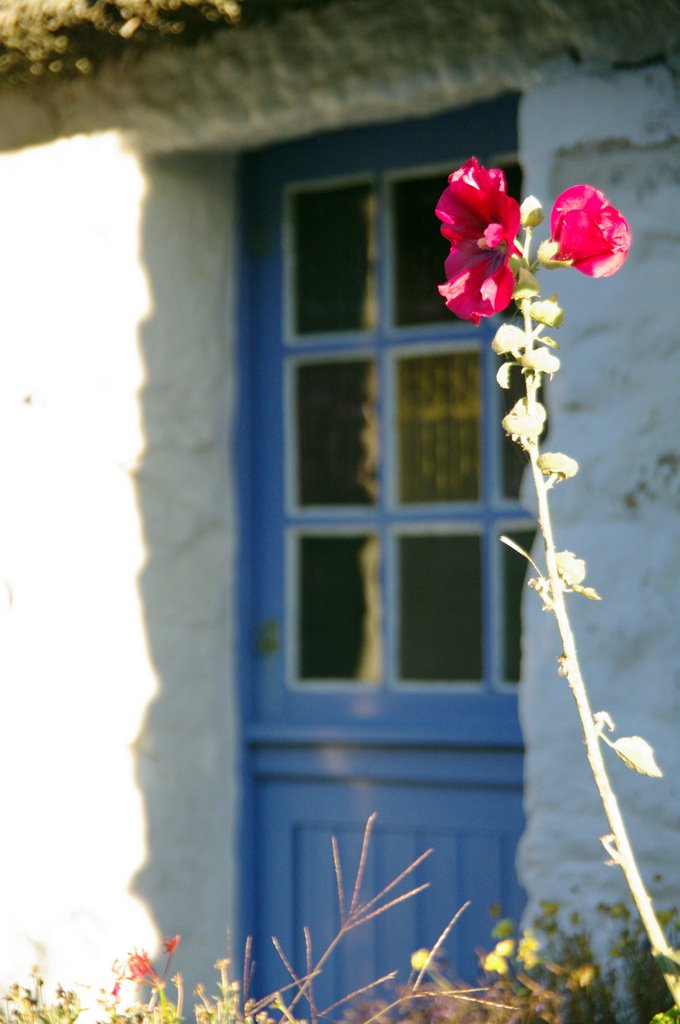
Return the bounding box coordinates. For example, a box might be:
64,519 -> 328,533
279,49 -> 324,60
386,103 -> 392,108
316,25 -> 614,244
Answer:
255,618 -> 279,655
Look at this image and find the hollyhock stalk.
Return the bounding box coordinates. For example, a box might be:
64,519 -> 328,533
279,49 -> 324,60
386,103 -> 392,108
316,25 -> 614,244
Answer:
508,218 -> 680,1011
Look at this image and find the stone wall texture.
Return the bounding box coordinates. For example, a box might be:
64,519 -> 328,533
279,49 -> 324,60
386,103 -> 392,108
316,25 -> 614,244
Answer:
0,0 -> 677,1001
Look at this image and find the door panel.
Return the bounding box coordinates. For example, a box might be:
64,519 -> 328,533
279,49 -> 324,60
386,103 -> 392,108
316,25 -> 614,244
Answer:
253,763 -> 525,1006
239,95 -> 528,1006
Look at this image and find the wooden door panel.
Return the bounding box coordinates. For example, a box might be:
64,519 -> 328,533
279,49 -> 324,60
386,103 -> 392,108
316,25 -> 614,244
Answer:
252,767 -> 524,1007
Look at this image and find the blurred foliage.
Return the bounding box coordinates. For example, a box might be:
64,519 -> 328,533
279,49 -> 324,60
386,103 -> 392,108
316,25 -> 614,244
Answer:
343,901 -> 680,1024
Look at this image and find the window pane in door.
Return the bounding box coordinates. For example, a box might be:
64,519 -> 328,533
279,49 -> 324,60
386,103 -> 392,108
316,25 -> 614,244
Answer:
392,174 -> 453,326
298,534 -> 381,682
397,351 -> 480,503
295,359 -> 378,506
291,183 -> 376,334
502,527 -> 536,682
398,533 -> 482,682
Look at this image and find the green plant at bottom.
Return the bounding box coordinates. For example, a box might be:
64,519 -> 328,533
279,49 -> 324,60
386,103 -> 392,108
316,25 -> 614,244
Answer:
342,901 -> 679,1024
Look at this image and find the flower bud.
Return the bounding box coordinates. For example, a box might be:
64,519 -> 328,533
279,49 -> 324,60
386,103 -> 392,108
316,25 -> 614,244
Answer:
521,348 -> 561,376
513,268 -> 540,300
530,297 -> 564,328
492,323 -> 525,356
502,398 -> 546,441
537,452 -> 579,480
520,195 -> 544,227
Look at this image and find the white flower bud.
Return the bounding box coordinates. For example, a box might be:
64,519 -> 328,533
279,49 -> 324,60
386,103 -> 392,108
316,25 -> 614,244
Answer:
492,324 -> 526,356
520,195 -> 544,228
537,452 -> 579,480
501,399 -> 546,441
521,349 -> 561,376
530,297 -> 564,328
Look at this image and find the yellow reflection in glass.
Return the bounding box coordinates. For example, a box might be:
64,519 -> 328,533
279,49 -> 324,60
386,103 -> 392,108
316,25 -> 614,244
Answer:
397,350 -> 480,503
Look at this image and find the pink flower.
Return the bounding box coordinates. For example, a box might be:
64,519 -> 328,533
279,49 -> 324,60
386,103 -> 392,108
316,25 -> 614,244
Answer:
162,934 -> 181,956
550,184 -> 631,277
126,950 -> 158,985
435,157 -> 521,325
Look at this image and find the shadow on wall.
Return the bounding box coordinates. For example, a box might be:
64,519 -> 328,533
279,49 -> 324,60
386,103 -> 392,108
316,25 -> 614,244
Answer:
130,150 -> 239,994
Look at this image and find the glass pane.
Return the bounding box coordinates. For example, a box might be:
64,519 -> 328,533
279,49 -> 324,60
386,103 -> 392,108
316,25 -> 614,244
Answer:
397,350 -> 480,503
398,533 -> 482,682
292,183 -> 376,334
296,359 -> 378,506
298,534 -> 381,682
392,174 -> 453,326
502,527 -> 536,682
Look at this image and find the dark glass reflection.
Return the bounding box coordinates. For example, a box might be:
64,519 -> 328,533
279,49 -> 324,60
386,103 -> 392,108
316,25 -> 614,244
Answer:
392,174 -> 453,326
296,359 -> 378,506
397,351 -> 480,503
398,533 -> 482,682
502,527 -> 536,682
292,183 -> 375,334
299,534 -> 381,682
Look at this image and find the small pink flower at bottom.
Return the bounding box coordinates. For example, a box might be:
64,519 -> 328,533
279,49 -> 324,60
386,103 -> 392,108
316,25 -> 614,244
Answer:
127,950 -> 159,985
435,157 -> 521,324
163,935 -> 181,956
550,184 -> 631,277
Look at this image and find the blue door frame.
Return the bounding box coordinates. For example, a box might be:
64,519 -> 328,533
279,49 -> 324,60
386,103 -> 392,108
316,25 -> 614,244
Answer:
236,96 -> 526,1007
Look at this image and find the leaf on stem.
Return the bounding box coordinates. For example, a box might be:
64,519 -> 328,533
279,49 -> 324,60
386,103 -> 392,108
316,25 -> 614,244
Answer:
496,361 -> 516,389
612,736 -> 663,778
572,583 -> 602,601
554,550 -> 587,587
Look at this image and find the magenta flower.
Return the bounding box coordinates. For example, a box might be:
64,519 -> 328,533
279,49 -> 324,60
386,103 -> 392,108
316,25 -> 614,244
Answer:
435,157 -> 521,325
550,184 -> 631,277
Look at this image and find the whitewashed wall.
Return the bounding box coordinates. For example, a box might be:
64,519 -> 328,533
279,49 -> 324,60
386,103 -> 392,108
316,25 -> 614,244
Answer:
0,135 -> 238,999
0,0 -> 677,1001
518,66 -> 680,929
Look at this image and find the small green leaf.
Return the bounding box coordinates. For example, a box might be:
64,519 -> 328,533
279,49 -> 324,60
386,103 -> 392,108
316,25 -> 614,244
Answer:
650,1008 -> 680,1024
613,736 -> 663,778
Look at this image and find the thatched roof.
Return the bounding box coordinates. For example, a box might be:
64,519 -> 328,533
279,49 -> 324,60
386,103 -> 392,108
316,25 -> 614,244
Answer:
0,0 -> 336,83
1,0 -> 679,87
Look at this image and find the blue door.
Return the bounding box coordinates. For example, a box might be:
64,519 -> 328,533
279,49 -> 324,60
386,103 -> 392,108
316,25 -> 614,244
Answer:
238,95 -> 530,1009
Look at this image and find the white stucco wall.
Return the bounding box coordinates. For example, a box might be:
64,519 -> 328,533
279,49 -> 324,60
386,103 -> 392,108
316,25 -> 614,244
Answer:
0,134 -> 238,999
517,65 -> 680,928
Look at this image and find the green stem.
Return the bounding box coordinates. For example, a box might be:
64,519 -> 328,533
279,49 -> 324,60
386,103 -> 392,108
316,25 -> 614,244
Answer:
516,267 -> 680,1009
